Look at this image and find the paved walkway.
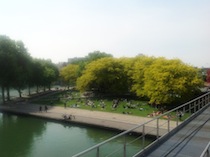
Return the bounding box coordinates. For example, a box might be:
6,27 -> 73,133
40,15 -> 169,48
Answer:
0,102 -> 176,135
146,105 -> 210,157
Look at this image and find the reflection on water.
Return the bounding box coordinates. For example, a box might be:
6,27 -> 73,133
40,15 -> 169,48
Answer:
0,113 -> 46,157
0,113 -> 153,157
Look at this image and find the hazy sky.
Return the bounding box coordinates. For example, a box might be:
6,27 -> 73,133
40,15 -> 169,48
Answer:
1,0 -> 210,67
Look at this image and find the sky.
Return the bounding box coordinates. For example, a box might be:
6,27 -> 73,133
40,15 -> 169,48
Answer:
0,0 -> 210,67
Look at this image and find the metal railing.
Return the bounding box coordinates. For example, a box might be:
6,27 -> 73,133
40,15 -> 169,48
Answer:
200,142 -> 210,157
73,92 -> 210,157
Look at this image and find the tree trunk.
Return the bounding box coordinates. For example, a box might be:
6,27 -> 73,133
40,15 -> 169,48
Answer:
36,85 -> 39,93
6,86 -> 10,101
18,87 -> 22,98
48,84 -> 51,91
1,86 -> 5,104
28,86 -> 31,95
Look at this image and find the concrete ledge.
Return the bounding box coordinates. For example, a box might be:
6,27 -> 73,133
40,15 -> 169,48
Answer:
0,103 -> 173,137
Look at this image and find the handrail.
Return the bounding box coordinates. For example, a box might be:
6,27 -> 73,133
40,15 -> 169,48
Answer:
200,142 -> 210,157
72,92 -> 210,157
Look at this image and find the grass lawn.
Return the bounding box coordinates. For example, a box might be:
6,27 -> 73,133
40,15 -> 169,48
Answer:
31,90 -> 157,117
31,90 -> 190,120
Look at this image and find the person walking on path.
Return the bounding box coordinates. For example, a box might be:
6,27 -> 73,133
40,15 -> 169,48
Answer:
39,106 -> 42,112
45,106 -> 48,112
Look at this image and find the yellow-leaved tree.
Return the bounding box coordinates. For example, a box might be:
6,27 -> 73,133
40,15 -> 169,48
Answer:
60,64 -> 79,89
76,57 -> 129,94
141,57 -> 203,105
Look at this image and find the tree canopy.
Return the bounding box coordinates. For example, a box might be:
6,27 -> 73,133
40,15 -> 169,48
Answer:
76,57 -> 129,94
60,51 -> 113,88
139,58 -> 203,104
0,35 -> 59,103
60,64 -> 79,88
74,55 -> 203,105
0,35 -> 204,106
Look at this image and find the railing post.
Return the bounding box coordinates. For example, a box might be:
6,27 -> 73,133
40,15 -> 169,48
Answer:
206,95 -> 208,106
189,103 -> 191,115
97,147 -> 99,157
200,98 -> 202,108
208,93 -> 210,103
197,99 -> 201,111
157,118 -> 159,139
203,96 -> 205,105
205,95 -> 208,106
201,98 -> 203,108
123,134 -> 126,157
194,102 -> 197,113
142,124 -> 145,149
183,107 -> 185,114
176,110 -> 179,126
201,97 -> 203,108
167,114 -> 170,132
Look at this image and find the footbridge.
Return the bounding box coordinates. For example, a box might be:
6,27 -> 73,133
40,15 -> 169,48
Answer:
72,92 -> 210,157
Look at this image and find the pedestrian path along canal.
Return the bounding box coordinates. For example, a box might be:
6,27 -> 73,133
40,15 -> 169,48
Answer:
0,112 -> 153,157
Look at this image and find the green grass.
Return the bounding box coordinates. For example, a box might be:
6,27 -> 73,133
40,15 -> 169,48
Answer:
31,90 -> 191,120
31,91 -> 158,117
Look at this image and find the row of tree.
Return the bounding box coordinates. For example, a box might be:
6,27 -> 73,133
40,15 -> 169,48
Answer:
60,53 -> 203,105
0,35 -> 203,106
0,35 -> 59,103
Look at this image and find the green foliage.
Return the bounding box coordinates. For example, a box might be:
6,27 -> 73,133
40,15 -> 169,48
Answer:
85,51 -> 113,62
60,64 -> 79,87
32,59 -> 59,90
131,57 -> 203,105
76,57 -> 129,94
0,36 -> 17,86
0,35 -> 59,101
76,55 -> 203,105
13,40 -> 32,95
0,35 -> 204,106
130,56 -> 156,96
69,51 -> 113,76
0,37 -> 31,91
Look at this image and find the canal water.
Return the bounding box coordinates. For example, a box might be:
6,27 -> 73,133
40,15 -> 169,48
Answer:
0,112 -> 153,157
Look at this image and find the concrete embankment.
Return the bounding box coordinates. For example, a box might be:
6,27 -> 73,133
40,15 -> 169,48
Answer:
0,102 -> 176,136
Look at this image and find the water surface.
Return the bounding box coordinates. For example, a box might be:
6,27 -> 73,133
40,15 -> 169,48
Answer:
0,112 -> 153,157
